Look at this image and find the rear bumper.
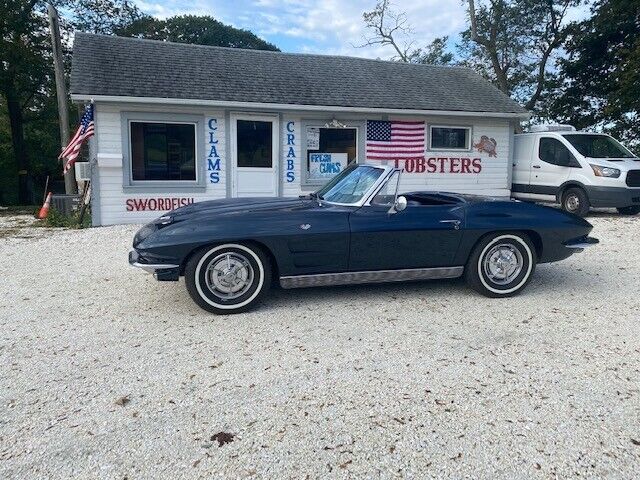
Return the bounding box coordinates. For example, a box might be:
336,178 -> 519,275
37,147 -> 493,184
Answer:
129,250 -> 180,281
585,186 -> 640,208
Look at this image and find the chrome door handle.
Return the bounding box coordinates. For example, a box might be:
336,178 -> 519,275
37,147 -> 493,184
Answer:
440,219 -> 461,230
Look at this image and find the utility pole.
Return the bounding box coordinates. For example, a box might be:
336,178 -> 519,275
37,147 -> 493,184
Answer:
47,3 -> 77,194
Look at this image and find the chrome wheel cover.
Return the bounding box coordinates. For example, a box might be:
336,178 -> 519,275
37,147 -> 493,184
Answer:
566,194 -> 580,212
483,243 -> 523,285
204,252 -> 255,300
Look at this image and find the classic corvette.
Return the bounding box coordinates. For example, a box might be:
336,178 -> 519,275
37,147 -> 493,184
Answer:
129,164 -> 598,314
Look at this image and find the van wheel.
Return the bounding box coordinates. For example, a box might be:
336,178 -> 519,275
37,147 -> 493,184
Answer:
465,233 -> 537,298
562,188 -> 590,217
617,206 -> 640,215
185,243 -> 271,314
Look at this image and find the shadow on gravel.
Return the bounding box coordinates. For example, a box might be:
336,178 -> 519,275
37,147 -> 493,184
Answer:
130,265 -> 604,319
266,277 -> 467,306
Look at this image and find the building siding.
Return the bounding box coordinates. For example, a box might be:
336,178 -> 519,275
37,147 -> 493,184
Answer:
91,103 -> 514,226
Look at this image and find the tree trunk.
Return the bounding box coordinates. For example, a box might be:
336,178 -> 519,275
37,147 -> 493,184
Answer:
5,83 -> 33,204
487,50 -> 510,94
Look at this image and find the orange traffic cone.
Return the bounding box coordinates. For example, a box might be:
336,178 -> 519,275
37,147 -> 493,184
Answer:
38,192 -> 52,219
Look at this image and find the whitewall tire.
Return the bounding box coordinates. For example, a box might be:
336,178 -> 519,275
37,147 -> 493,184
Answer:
185,243 -> 271,314
465,233 -> 536,298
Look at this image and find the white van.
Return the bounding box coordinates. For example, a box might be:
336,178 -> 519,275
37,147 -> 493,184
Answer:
512,125 -> 640,216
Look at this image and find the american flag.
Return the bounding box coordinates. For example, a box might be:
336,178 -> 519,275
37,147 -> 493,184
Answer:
59,103 -> 94,174
366,120 -> 425,161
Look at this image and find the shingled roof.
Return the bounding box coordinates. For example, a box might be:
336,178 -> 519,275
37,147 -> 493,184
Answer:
70,33 -> 527,115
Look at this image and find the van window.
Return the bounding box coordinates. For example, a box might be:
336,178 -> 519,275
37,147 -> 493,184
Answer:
539,138 -> 576,167
563,134 -> 635,159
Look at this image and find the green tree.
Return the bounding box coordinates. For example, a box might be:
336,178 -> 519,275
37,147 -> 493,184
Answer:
0,0 -> 52,203
460,0 -> 579,111
69,0 -> 144,35
1,0 -> 279,205
546,0 -> 639,148
0,0 -> 148,205
118,15 -> 280,51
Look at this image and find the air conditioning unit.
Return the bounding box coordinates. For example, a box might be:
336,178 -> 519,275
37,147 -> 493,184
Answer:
74,162 -> 91,181
529,124 -> 576,133
51,194 -> 82,215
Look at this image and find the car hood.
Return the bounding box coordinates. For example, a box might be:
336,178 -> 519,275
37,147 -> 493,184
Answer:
160,197 -> 308,223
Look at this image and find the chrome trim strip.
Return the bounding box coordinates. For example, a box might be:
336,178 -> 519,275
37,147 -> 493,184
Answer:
279,266 -> 464,289
564,237 -> 599,249
564,243 -> 596,249
363,166 -> 402,206
131,262 -> 180,274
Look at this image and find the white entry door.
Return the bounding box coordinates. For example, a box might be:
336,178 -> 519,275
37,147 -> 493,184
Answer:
230,114 -> 279,197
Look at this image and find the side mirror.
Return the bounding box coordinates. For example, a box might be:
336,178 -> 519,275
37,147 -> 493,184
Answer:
389,195 -> 407,214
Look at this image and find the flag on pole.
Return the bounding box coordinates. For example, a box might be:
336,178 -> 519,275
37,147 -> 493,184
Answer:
366,120 -> 425,161
59,103 -> 94,174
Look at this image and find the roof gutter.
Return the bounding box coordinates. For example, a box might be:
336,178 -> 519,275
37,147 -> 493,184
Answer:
71,94 -> 530,119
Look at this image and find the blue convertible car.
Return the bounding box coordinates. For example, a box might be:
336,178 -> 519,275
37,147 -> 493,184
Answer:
130,164 -> 598,314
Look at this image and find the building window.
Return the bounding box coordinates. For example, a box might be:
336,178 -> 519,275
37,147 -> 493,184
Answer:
430,126 -> 471,150
130,122 -> 196,181
236,120 -> 273,168
306,127 -> 357,183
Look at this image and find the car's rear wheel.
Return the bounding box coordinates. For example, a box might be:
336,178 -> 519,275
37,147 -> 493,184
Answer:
562,187 -> 590,217
185,243 -> 271,314
465,233 -> 537,298
617,206 -> 640,215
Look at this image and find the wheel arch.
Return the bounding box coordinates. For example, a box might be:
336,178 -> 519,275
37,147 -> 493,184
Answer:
465,229 -> 542,265
179,240 -> 280,283
557,181 -> 588,204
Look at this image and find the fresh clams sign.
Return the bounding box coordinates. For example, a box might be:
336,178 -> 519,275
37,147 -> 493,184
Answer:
309,153 -> 347,180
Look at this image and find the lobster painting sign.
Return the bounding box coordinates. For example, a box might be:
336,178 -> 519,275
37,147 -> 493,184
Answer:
474,136 -> 498,157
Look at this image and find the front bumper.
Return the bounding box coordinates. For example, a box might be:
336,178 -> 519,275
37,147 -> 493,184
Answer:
585,185 -> 640,208
129,250 -> 180,281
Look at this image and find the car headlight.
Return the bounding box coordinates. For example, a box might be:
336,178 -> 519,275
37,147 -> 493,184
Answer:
133,223 -> 157,246
590,164 -> 621,178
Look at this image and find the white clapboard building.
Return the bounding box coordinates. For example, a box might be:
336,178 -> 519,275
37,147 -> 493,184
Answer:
70,33 -> 529,226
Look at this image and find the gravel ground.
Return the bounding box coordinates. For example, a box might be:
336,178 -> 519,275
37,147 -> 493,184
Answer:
1,213 -> 639,479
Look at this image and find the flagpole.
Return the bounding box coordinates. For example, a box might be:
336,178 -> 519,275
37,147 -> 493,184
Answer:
47,3 -> 77,194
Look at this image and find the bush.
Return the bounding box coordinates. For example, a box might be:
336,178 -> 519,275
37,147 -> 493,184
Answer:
43,207 -> 91,229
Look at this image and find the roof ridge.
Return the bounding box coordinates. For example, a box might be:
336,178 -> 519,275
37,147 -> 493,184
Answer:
74,32 -> 473,72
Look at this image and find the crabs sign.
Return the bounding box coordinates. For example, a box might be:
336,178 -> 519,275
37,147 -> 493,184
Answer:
474,136 -> 498,157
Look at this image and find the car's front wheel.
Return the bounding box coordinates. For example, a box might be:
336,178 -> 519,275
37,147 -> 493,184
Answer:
465,233 -> 537,298
185,243 -> 271,314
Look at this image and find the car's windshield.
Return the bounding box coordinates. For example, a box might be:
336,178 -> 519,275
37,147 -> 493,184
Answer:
315,164 -> 384,205
563,134 -> 636,159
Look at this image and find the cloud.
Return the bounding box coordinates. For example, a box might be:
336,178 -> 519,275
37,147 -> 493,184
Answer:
131,0 -> 589,60
237,0 -> 469,58
130,0 -> 467,56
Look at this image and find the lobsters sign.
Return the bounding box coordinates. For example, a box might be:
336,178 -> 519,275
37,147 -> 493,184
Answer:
392,157 -> 482,174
